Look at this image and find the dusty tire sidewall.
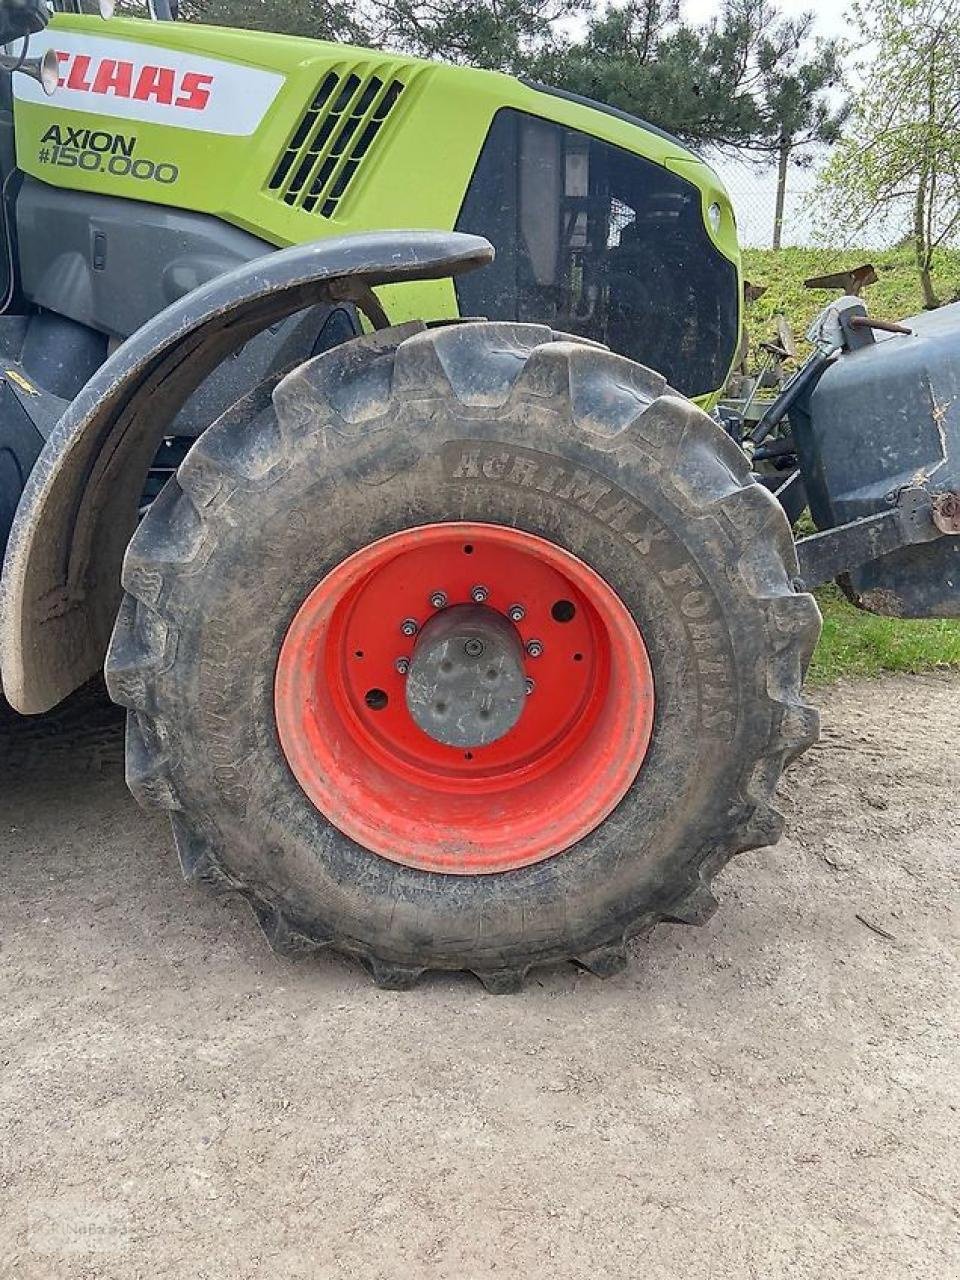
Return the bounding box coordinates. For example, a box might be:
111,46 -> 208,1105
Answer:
154,396 -> 778,968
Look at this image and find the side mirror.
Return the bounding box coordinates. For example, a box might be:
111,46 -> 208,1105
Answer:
36,42 -> 58,94
0,43 -> 59,95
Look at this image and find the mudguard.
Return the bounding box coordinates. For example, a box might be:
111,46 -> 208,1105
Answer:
0,230 -> 493,713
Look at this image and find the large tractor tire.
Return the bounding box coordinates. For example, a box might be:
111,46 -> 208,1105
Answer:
104,322 -> 821,991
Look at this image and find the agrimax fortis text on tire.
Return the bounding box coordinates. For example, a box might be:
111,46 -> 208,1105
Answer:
105,321 -> 821,992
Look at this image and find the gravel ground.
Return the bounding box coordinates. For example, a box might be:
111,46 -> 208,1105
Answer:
0,673 -> 957,1279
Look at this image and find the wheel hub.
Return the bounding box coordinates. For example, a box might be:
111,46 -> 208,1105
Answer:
405,604 -> 526,748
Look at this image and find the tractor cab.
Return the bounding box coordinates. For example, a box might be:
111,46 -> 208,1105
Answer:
455,105 -> 738,394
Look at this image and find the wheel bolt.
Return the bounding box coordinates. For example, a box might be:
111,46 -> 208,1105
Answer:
524,677 -> 535,695
471,584 -> 489,604
395,656 -> 410,675
429,590 -> 447,609
401,618 -> 419,637
507,604 -> 525,622
525,639 -> 544,658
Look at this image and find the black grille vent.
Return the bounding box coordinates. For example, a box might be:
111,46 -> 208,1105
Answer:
268,70 -> 405,217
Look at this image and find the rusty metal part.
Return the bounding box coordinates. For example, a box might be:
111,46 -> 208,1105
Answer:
0,230 -> 494,714
758,340 -> 792,361
804,263 -> 878,295
848,315 -> 913,336
743,279 -> 768,304
795,486 -> 944,590
933,491 -> 960,535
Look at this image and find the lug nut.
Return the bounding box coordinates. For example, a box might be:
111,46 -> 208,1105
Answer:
507,604 -> 525,622
525,639 -> 544,658
429,590 -> 447,610
471,584 -> 489,604
400,618 -> 419,637
395,656 -> 410,675
524,677 -> 535,695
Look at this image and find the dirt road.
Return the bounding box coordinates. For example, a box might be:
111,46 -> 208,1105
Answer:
1,674 -> 957,1279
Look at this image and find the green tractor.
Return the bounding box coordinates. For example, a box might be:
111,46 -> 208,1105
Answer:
1,1 -> 957,990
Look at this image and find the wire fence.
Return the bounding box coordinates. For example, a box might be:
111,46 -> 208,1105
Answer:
705,148 -> 909,250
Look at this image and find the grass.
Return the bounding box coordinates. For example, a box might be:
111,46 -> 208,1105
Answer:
808,585 -> 960,683
741,244 -> 960,358
735,246 -> 960,684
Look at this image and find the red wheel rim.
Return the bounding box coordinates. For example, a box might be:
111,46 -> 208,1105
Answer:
274,523 -> 655,874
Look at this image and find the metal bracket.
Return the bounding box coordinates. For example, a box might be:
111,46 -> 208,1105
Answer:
932,491 -> 960,535
795,486 -> 955,590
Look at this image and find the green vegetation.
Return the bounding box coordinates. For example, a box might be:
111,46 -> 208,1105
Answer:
742,244 -> 960,356
743,251 -> 960,684
815,0 -> 960,309
808,585 -> 960,683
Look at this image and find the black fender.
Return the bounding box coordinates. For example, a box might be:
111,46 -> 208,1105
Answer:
0,230 -> 493,713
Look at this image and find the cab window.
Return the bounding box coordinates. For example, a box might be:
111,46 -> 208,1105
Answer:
454,109 -> 738,397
